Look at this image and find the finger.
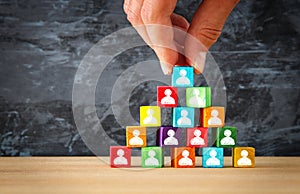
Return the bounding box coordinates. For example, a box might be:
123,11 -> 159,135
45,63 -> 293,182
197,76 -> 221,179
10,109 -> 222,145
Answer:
186,52 -> 206,74
188,0 -> 240,49
141,0 -> 178,75
171,13 -> 189,31
185,0 -> 239,73
171,13 -> 189,65
171,13 -> 190,47
123,0 -> 152,45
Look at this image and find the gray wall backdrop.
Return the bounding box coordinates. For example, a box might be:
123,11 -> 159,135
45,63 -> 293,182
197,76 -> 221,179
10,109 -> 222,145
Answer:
0,0 -> 299,156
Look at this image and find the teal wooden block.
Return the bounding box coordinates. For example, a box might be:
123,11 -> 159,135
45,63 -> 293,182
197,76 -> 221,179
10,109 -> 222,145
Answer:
202,147 -> 224,168
172,66 -> 194,87
141,147 -> 163,168
186,87 -> 211,108
216,126 -> 237,148
173,107 -> 194,128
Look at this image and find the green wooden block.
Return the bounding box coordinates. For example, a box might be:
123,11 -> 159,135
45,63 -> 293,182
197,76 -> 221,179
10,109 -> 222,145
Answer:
186,87 -> 211,108
216,126 -> 237,148
141,147 -> 163,168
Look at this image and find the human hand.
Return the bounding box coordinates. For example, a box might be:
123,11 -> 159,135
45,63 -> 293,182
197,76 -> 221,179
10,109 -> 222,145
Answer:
124,0 -> 239,75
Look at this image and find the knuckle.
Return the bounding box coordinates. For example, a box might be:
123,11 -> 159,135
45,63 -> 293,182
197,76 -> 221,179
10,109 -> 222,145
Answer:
123,0 -> 129,14
197,27 -> 222,44
140,7 -> 155,23
126,9 -> 141,23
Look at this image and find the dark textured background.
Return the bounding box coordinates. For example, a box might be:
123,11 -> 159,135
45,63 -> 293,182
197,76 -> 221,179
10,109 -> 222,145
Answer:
0,0 -> 299,156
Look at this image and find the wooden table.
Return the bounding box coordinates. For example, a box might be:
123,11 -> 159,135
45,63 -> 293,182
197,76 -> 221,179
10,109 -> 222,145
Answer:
0,157 -> 299,194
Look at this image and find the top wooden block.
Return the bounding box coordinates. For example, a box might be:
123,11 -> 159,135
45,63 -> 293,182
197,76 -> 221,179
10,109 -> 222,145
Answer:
172,66 -> 194,87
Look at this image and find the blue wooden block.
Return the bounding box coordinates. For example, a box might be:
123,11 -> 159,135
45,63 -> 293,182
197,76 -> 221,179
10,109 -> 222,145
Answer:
202,147 -> 224,168
173,107 -> 194,128
172,66 -> 194,87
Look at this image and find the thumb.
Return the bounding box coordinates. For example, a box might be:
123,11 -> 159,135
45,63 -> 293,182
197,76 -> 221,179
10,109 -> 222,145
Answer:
185,0 -> 239,73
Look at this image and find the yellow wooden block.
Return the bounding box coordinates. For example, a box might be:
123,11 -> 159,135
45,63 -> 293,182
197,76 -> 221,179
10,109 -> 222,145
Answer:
126,126 -> 146,148
140,106 -> 161,127
233,147 -> 255,168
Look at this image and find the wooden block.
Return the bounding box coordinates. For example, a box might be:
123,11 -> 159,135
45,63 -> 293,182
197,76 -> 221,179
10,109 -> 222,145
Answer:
171,66 -> 194,87
140,106 -> 161,127
233,147 -> 255,168
110,146 -> 131,168
216,126 -> 236,148
157,86 -> 178,108
156,126 -> 182,147
141,147 -> 163,168
126,126 -> 146,148
202,147 -> 224,168
171,147 -> 195,168
200,106 -> 225,128
186,127 -> 208,147
173,107 -> 194,128
186,87 -> 211,108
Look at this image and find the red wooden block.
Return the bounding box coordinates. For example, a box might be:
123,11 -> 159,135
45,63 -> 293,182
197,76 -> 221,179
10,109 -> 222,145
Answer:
110,146 -> 131,168
157,86 -> 178,107
171,147 -> 195,168
186,127 -> 208,147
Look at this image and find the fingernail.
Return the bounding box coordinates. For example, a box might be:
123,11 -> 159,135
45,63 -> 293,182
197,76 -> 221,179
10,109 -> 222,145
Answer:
194,52 -> 206,74
161,62 -> 172,75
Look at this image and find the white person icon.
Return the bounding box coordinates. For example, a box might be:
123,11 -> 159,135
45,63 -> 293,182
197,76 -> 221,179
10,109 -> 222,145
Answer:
161,89 -> 175,105
220,129 -> 235,145
208,109 -> 222,125
190,129 -> 205,145
189,89 -> 205,107
177,110 -> 192,126
145,150 -> 159,166
206,149 -> 220,166
129,129 -> 144,146
164,129 -> 179,145
143,108 -> 158,124
113,149 -> 128,165
176,69 -> 190,85
237,150 -> 252,166
178,150 -> 193,166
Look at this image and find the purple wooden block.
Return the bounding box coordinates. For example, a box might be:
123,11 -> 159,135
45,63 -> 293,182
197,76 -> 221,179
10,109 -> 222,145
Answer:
157,126 -> 182,147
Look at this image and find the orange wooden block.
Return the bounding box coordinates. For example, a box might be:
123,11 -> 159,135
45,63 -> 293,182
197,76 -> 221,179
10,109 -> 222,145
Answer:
200,106 -> 225,128
126,126 -> 147,148
171,147 -> 195,168
233,147 -> 255,168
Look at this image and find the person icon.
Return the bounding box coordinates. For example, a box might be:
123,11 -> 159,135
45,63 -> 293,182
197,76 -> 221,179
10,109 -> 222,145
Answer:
190,129 -> 205,145
113,149 -> 128,165
129,129 -> 144,145
206,150 -> 220,166
237,150 -> 252,166
164,129 -> 179,145
189,89 -> 205,107
208,109 -> 222,125
145,150 -> 159,166
220,129 -> 235,145
175,69 -> 190,85
177,110 -> 191,126
178,150 -> 193,166
161,89 -> 175,105
143,109 -> 158,124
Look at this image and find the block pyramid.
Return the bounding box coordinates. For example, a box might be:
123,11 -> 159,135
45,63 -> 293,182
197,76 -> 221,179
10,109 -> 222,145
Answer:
110,66 -> 255,168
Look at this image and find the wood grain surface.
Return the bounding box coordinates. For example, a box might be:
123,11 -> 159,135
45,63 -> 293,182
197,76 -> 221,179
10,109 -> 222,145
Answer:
0,157 -> 299,194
